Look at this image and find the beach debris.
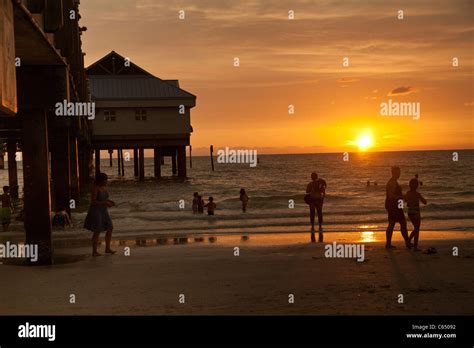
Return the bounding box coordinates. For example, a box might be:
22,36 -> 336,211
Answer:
311,256 -> 323,260
157,238 -> 168,245
423,247 -> 437,254
136,239 -> 147,246
410,287 -> 438,294
173,237 -> 188,244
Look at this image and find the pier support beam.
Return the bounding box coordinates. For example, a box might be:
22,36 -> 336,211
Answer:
171,151 -> 177,176
108,149 -> 113,167
22,110 -> 53,265
95,149 -> 101,176
7,140 -> 19,199
154,147 -> 161,178
0,150 -> 4,170
121,149 -> 125,176
139,148 -> 145,181
133,148 -> 139,177
69,136 -> 80,202
177,146 -> 186,178
117,148 -> 121,176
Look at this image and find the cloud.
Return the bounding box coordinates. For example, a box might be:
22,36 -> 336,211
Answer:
463,101 -> 474,106
337,78 -> 360,84
382,134 -> 402,139
387,86 -> 417,96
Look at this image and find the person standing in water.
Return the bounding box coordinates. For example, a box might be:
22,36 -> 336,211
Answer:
305,172 -> 327,242
197,195 -> 205,214
84,173 -> 116,256
385,166 -> 411,249
240,188 -> 249,212
192,192 -> 199,214
415,173 -> 423,186
205,197 -> 216,216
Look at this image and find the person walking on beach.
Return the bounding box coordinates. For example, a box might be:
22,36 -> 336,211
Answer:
305,172 -> 327,242
385,166 -> 411,249
205,197 -> 216,216
1,186 -> 13,231
240,188 -> 249,212
84,173 -> 116,256
405,178 -> 427,251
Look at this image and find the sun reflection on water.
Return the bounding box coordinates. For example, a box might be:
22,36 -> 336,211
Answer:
359,231 -> 377,243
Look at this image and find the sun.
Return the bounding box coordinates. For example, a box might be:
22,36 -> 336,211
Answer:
356,134 -> 374,151
346,129 -> 376,152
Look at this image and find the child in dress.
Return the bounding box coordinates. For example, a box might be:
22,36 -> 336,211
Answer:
84,173 -> 116,256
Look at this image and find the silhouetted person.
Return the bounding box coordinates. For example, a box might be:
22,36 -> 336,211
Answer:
205,196 -> 216,216
1,186 -> 13,231
367,180 -> 370,187
52,206 -> 72,229
197,195 -> 204,214
84,173 -> 116,256
240,188 -> 249,212
192,192 -> 199,214
305,172 -> 327,242
405,178 -> 427,251
385,166 -> 411,249
415,173 -> 423,186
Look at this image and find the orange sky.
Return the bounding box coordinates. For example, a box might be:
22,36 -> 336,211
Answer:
80,0 -> 473,155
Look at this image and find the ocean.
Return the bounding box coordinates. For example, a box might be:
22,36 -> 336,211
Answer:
3,150 -> 473,235
98,150 -> 474,235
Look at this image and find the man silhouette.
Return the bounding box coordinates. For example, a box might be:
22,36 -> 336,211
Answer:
385,166 -> 411,249
305,172 -> 326,242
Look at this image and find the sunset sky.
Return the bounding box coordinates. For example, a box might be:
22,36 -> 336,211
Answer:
80,0 -> 473,154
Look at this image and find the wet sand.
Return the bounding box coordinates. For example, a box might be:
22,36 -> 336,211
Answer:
0,231 -> 473,315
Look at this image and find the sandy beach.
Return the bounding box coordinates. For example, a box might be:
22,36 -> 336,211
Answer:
0,231 -> 472,315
